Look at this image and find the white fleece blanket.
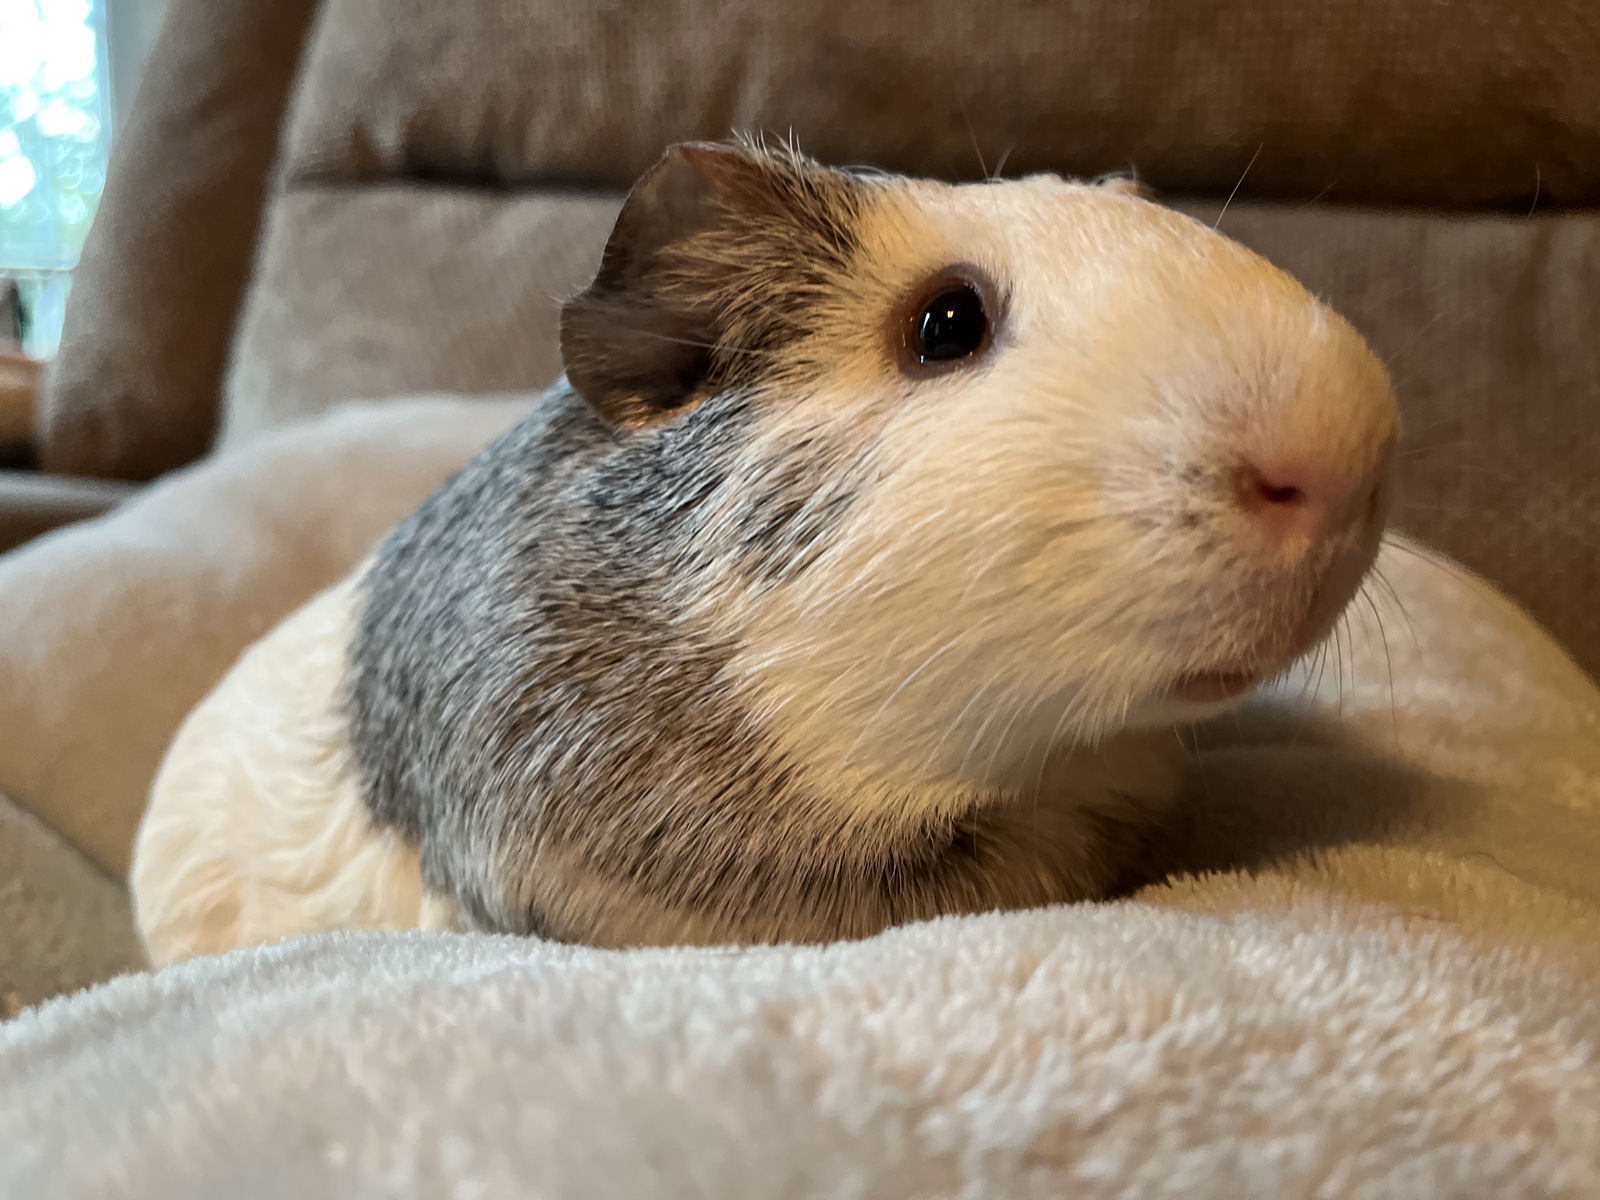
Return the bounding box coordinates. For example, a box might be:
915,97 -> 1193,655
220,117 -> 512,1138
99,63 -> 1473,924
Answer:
4,410 -> 1600,1196
1,904 -> 1596,1199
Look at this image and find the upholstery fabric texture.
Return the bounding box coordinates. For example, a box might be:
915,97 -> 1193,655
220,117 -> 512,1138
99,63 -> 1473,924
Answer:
284,0 -> 1598,207
222,189 -> 615,445
0,351 -> 39,450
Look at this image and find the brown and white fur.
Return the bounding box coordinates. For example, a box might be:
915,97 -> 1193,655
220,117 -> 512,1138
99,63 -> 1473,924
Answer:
133,140 -> 1396,966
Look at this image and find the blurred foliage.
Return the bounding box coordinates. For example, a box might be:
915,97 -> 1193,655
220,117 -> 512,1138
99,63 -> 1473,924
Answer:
1,0 -> 109,354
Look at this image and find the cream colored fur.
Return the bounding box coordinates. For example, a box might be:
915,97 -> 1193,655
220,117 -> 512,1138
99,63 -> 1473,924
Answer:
709,176 -> 1394,782
131,571 -> 460,966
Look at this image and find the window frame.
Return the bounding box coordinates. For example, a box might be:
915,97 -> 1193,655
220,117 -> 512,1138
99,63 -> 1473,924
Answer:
0,0 -> 163,355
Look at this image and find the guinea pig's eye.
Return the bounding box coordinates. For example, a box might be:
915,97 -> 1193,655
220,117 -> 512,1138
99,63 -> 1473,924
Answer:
911,284 -> 989,364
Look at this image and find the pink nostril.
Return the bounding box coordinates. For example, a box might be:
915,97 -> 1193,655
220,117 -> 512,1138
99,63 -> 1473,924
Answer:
1224,453 -> 1389,556
1256,479 -> 1305,507
1236,465 -> 1308,512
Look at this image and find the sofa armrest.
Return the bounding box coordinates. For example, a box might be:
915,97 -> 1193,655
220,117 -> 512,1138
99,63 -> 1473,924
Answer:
0,472 -> 137,555
0,396 -> 525,878
0,353 -> 39,456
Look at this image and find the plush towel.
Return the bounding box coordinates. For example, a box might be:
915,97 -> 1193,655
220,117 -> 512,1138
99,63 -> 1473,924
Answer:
0,907 -> 1595,1197
0,794 -> 142,1019
2,497 -> 1598,1195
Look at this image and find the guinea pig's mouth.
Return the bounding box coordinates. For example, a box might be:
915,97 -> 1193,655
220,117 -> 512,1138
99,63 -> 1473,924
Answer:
1167,669 -> 1260,703
1162,571 -> 1364,707
1160,586 -> 1342,707
1150,513 -> 1387,714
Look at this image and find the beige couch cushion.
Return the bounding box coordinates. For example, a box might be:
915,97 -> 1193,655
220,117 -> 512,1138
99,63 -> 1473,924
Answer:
222,189 -> 616,446
284,0 -> 1598,207
0,398 -> 526,877
38,0 -> 320,481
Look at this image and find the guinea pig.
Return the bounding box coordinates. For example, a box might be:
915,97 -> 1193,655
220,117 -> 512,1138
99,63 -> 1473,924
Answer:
131,137 -> 1397,965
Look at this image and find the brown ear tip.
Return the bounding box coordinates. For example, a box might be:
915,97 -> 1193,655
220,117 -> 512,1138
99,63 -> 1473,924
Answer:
647,137 -> 797,220
628,140 -> 764,210
669,139 -> 769,179
657,138 -> 755,170
1095,172 -> 1151,199
670,138 -> 743,157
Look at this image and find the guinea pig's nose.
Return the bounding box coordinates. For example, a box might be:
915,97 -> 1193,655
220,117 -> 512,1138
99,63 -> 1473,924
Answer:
1232,459 -> 1383,552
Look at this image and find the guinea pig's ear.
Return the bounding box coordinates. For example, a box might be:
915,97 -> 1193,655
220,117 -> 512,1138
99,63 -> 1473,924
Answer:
559,140 -> 854,427
1094,171 -> 1150,199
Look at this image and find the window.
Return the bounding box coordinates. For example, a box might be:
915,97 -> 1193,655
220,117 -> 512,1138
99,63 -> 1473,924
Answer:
0,0 -> 112,357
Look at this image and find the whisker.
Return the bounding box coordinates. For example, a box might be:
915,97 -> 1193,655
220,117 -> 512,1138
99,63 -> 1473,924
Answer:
1393,456 -> 1521,485
959,100 -> 990,180
1392,498 -> 1516,519
1381,535 -> 1471,584
1296,177 -> 1340,209
979,685 -> 1033,783
1213,143 -> 1263,231
1368,567 -> 1422,658
1360,586 -> 1401,748
1380,309 -> 1457,372
991,144 -> 1018,180
1182,725 -> 1215,811
919,677 -> 1002,777
1286,639 -> 1329,745
1031,698 -> 1080,801
1393,414 -> 1470,444
1332,613 -> 1350,719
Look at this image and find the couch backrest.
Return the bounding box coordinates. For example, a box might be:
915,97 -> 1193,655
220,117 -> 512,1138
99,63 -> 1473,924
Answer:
282,0 -> 1600,208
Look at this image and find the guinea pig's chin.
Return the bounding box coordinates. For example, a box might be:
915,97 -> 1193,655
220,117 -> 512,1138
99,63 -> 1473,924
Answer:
1126,651 -> 1301,728
1125,684 -> 1259,730
1127,537 -> 1382,729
